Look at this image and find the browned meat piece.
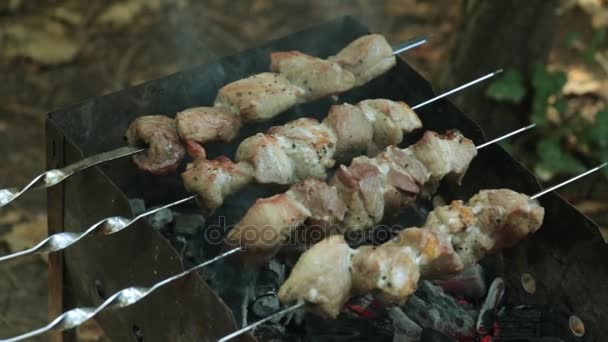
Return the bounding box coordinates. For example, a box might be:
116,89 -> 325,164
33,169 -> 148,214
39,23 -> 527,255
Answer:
410,130 -> 477,192
235,119 -> 337,185
329,34 -> 396,86
278,235 -> 354,318
265,118 -> 337,181
358,99 -> 422,155
214,72 -> 302,121
331,159 -> 385,230
330,146 -> 430,232
287,179 -> 347,224
176,107 -> 240,144
225,192 -> 311,267
181,156 -> 254,210
452,189 -> 544,270
322,103 -> 373,162
125,115 -> 185,175
386,228 -> 442,272
270,51 -> 355,101
227,179 -> 345,265
351,244 -> 420,306
235,133 -> 295,184
422,191 -> 544,278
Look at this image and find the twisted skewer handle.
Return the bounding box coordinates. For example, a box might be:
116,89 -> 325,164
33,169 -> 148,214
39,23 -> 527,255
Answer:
0,195 -> 196,262
0,146 -> 143,208
0,247 -> 243,342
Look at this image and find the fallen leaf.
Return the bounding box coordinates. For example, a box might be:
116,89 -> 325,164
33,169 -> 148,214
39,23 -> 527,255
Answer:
563,67 -> 602,95
52,7 -> 84,26
97,0 -> 163,27
1,18 -> 79,65
77,319 -> 107,341
1,212 -> 46,254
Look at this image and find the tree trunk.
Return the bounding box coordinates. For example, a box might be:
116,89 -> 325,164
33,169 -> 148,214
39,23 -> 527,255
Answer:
440,0 -> 559,138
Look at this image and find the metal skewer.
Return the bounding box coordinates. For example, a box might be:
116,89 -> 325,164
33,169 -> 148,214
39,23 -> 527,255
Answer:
0,71 -> 504,263
0,36 -> 429,209
217,302 -> 306,342
0,146 -> 143,207
216,163 -> 608,342
0,246 -> 243,342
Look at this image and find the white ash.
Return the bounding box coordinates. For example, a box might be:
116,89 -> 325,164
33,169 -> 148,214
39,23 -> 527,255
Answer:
128,198 -> 146,216
173,213 -> 205,236
251,293 -> 281,318
146,206 -> 174,231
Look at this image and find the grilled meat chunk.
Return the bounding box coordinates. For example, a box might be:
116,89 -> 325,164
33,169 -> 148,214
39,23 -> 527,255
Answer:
278,235 -> 354,318
422,190 -> 544,278
358,99 -> 421,156
451,189 -> 545,270
329,34 -> 396,86
322,103 -> 373,162
225,192 -> 311,267
270,51 -> 355,101
351,244 -> 420,306
410,130 -> 477,192
125,115 -> 185,175
227,179 -> 345,265
214,72 -> 302,122
176,107 -> 240,143
181,156 -> 254,210
235,118 -> 337,185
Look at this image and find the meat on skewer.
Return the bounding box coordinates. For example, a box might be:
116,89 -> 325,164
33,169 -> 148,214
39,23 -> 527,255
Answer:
224,130 -> 477,265
181,99 -> 421,210
278,189 -> 545,318
126,34 -> 396,174
125,115 -> 186,175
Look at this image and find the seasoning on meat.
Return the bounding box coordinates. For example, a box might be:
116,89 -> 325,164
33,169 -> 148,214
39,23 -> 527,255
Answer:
125,115 -> 185,175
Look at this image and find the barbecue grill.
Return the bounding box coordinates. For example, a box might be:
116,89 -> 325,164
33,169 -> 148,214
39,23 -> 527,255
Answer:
30,16 -> 608,341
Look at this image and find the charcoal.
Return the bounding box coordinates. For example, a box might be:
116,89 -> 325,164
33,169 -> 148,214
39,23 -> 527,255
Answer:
435,264 -> 486,299
128,198 -> 146,216
251,293 -> 280,318
420,328 -> 456,342
145,207 -> 173,231
388,307 -> 422,342
173,213 -> 205,236
402,281 -> 477,338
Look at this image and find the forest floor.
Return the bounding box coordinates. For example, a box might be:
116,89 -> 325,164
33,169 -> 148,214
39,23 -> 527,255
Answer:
0,0 -> 606,341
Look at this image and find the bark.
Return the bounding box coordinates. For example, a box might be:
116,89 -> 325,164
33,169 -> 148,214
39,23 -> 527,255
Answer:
440,0 -> 559,138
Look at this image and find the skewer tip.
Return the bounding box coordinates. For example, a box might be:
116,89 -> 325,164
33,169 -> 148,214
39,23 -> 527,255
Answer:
530,162 -> 607,200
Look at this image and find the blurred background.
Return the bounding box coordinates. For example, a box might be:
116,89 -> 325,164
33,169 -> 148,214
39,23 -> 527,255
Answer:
0,0 -> 607,340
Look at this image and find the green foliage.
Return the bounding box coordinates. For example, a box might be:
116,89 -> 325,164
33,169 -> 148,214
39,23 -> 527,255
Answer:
584,28 -> 606,64
530,64 -> 567,125
584,110 -> 608,176
535,138 -> 585,180
485,28 -> 608,181
485,69 -> 525,103
565,31 -> 581,48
